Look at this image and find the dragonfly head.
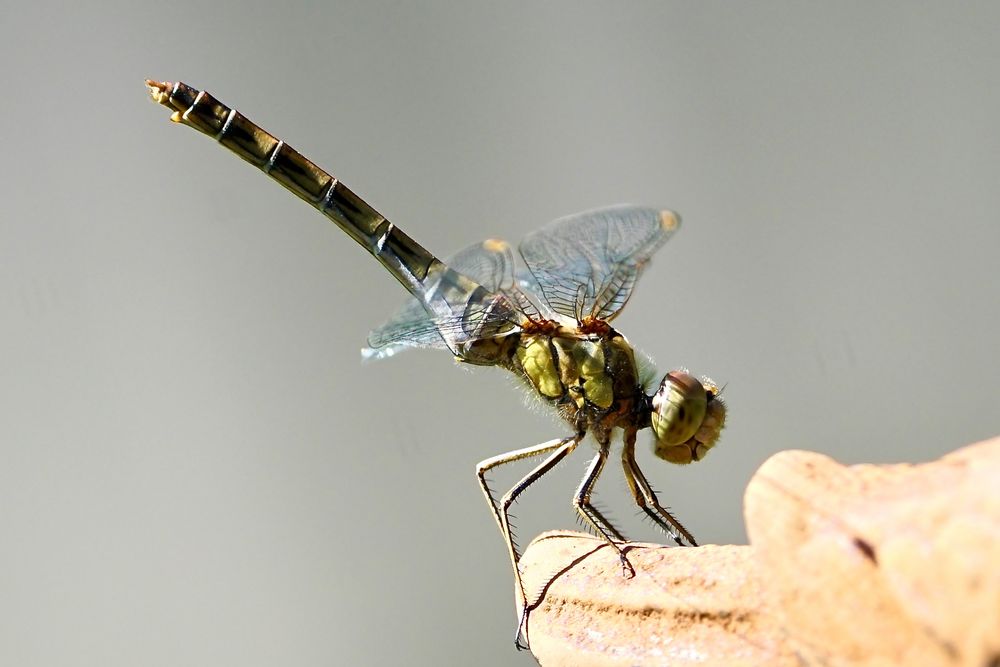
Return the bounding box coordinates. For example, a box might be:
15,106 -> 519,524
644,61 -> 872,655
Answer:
649,371 -> 726,464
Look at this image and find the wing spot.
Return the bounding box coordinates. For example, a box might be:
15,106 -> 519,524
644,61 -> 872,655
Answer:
482,239 -> 510,252
659,210 -> 680,231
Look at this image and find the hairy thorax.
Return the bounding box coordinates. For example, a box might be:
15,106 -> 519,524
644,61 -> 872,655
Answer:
464,325 -> 646,439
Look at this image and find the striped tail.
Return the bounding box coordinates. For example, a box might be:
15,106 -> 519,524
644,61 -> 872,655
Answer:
146,80 -> 513,352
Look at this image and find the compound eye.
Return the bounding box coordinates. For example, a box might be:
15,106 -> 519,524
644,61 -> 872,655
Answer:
650,372 -> 726,464
651,371 -> 707,452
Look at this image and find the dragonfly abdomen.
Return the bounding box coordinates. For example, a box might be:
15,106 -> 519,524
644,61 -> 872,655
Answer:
147,80 -> 507,353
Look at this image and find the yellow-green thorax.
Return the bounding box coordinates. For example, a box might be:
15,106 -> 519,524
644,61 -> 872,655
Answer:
513,328 -> 642,419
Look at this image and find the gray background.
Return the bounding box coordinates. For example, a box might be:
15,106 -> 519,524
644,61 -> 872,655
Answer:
3,2 -> 998,665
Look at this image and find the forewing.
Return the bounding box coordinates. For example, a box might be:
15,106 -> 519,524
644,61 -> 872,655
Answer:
518,205 -> 680,322
362,239 -> 526,360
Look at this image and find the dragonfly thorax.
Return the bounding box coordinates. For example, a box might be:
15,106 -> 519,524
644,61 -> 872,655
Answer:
504,327 -> 646,436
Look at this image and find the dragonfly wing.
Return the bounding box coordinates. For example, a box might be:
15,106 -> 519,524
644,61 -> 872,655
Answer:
518,205 -> 680,322
362,297 -> 452,360
363,239 -> 526,360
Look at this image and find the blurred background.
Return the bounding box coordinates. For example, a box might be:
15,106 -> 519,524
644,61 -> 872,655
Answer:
3,2 -> 998,665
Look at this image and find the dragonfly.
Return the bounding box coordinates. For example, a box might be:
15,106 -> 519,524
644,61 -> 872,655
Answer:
146,79 -> 727,650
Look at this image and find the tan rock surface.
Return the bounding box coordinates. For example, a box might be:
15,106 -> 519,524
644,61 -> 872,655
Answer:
519,436 -> 999,666
745,436 -> 1000,667
518,533 -> 795,667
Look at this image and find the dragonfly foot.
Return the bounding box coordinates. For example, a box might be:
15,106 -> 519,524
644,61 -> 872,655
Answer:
513,606 -> 532,651
619,551 -> 636,579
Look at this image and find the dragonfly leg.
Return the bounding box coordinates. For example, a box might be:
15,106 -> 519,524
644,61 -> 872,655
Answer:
574,442 -> 633,577
621,429 -> 697,546
476,437 -> 572,538
482,435 -> 581,650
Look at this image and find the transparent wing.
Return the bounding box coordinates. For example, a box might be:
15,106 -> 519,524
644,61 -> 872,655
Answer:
362,239 -> 529,360
518,205 -> 680,322
362,297 -> 451,359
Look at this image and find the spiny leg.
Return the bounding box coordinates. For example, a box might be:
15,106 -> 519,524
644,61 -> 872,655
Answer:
493,435 -> 582,650
574,441 -> 633,577
576,496 -> 627,544
621,429 -> 697,546
476,437 -> 572,538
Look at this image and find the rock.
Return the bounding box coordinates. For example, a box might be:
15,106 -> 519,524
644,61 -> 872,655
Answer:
518,436 -> 1000,666
518,534 -> 796,666
745,436 -> 1000,667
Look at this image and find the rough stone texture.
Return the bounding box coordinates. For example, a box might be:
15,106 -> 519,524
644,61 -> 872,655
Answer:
745,436 -> 1000,667
519,436 -> 999,666
518,533 -> 796,667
